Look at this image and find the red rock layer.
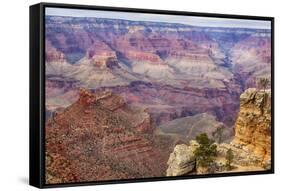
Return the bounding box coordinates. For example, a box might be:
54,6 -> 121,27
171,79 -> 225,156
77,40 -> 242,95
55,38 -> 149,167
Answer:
45,89 -> 174,184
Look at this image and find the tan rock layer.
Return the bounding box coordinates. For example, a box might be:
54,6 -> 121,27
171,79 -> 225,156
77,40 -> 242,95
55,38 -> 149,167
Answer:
232,88 -> 271,166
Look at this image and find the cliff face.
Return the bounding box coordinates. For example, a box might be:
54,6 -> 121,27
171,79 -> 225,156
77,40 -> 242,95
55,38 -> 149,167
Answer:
232,88 -> 271,166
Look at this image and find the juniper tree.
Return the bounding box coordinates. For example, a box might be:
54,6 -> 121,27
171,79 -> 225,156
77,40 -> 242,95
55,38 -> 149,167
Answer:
194,133 -> 217,168
257,77 -> 270,92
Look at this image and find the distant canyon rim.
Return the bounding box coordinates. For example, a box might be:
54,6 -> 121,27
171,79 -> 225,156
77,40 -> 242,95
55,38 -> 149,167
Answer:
45,15 -> 271,129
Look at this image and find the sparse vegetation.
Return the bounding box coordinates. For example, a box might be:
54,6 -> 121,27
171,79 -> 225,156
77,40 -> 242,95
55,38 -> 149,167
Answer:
212,125 -> 224,143
225,148 -> 234,171
257,77 -> 270,92
194,133 -> 217,168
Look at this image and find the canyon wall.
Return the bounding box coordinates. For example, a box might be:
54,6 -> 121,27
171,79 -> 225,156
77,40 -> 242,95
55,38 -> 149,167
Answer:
45,16 -> 271,127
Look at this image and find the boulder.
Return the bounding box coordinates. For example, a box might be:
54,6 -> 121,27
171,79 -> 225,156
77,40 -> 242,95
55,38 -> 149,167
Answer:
166,142 -> 198,176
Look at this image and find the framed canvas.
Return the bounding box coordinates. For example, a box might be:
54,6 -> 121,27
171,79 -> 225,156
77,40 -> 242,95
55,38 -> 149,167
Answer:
29,2 -> 274,188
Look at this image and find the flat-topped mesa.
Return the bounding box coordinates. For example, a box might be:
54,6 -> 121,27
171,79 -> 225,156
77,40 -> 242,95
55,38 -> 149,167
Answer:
232,88 -> 271,166
124,51 -> 163,63
91,54 -> 120,69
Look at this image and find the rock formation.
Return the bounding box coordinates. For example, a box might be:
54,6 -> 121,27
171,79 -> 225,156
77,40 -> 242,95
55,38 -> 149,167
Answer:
231,88 -> 271,167
166,141 -> 198,176
46,89 -> 174,184
166,88 -> 272,176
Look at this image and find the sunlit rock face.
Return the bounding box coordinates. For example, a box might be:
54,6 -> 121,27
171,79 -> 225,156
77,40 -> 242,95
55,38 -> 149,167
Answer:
231,88 -> 271,167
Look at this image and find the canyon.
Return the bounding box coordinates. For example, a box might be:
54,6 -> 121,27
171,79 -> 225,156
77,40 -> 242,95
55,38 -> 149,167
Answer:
44,15 -> 272,183
45,16 -> 271,127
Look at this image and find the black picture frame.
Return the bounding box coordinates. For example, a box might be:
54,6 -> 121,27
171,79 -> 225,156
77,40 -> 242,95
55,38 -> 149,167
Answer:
30,2 -> 274,188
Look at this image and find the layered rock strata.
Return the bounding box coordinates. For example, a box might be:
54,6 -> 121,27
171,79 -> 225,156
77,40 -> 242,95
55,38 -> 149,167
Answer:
231,88 -> 271,167
46,89 -> 174,184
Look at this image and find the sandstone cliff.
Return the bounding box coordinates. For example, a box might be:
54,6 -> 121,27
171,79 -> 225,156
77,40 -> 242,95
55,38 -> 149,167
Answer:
231,88 -> 271,167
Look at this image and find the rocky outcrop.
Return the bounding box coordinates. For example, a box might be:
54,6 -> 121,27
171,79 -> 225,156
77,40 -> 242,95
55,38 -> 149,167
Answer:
216,88 -> 272,171
231,88 -> 271,167
166,88 -> 272,176
46,90 -> 174,184
166,141 -> 198,176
